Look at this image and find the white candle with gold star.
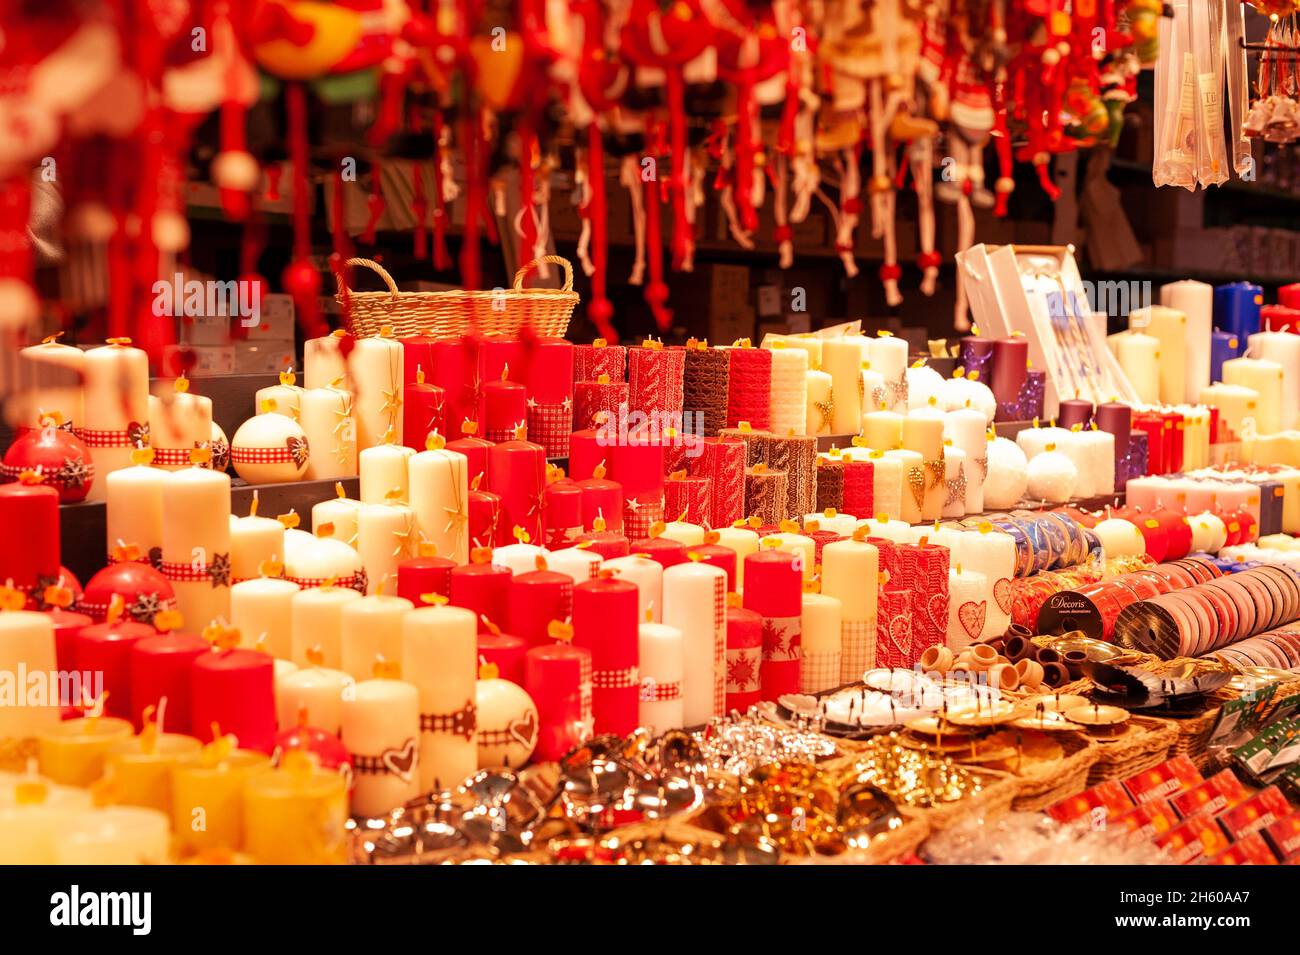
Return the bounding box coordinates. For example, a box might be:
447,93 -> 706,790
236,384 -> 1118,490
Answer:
311,483 -> 363,549
359,435 -> 414,504
304,330 -> 350,390
408,434 -> 470,566
299,382 -> 357,481
805,370 -> 834,436
255,369 -> 305,422
349,331 -> 404,450
356,494 -> 416,595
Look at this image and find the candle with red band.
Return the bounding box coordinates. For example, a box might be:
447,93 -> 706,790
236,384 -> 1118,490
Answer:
507,569 -> 574,648
543,480 -> 584,547
131,630 -> 208,733
191,647 -> 277,753
743,549 -> 802,700
725,605 -> 763,713
525,643 -> 593,762
487,436 -> 547,542
449,562 -> 511,633
572,576 -> 639,735
396,555 -> 456,605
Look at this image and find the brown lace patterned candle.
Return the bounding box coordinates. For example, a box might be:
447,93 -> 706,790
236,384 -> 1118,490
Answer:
684,346 -> 730,437
765,433 -> 817,520
718,426 -> 770,468
745,465 -> 788,525
815,458 -> 844,512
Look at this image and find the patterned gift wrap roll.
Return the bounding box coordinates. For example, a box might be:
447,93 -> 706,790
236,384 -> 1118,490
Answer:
683,347 -> 730,439
572,379 -> 629,432
574,342 -> 627,383
689,437 -> 746,529
815,458 -> 844,512
765,433 -> 817,521
767,346 -> 809,437
717,426 -> 770,467
726,347 -> 773,430
743,549 -> 802,700
664,474 -> 712,526
841,458 -> 874,518
895,543 -> 950,664
745,466 -> 788,525
628,345 -> 686,419
875,588 -> 912,670
724,605 -> 763,713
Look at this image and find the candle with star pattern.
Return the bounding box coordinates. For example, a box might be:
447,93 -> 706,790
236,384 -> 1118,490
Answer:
349,330 -> 404,450
409,434 -> 470,565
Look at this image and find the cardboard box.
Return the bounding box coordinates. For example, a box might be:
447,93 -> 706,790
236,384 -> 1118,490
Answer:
234,340 -> 296,375
159,345 -> 236,378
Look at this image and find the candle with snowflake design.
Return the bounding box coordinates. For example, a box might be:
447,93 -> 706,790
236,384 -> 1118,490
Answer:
160,464 -> 232,632
724,604 -> 762,712
743,548 -> 802,700
80,339 -> 149,502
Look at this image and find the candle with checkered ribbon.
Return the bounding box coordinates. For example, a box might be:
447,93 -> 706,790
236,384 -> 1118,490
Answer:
799,592 -> 842,694
522,337 -> 575,460
341,667 -> 420,817
821,534 -> 879,682
15,334 -> 84,434
402,602 -> 478,791
545,546 -> 602,583
290,584 -> 363,668
340,593 -> 413,682
572,575 -> 639,735
359,434 -> 414,504
482,367 -> 528,444
449,553 -> 512,634
230,407 -> 310,485
611,432 -> 665,541
638,620 -> 684,733
663,557 -> 727,724
409,433 -> 470,565
300,382 -> 358,481
349,330 -> 405,450
475,662 -> 538,769
148,376 -> 213,472
282,523 -> 365,593
525,641 -> 592,762
160,464 -> 231,633
79,339 -> 149,502
743,547 -> 802,701
356,492 -> 417,596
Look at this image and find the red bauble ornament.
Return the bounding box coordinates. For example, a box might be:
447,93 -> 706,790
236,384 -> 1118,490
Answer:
272,725 -> 354,792
1,427 -> 95,502
282,258 -> 322,302
79,562 -> 176,625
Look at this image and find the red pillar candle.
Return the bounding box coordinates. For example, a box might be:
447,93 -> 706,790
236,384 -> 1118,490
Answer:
742,548 -> 802,700
611,434 -> 665,539
74,617 -> 155,719
543,479 -> 584,547
689,542 -> 737,591
428,337 -> 476,438
487,434 -> 547,542
841,458 -> 875,518
403,368 -> 447,451
991,337 -> 1029,416
400,334 -> 438,383
477,630 -> 528,684
1132,413 -> 1166,477
0,481 -> 59,598
876,588 -> 913,669
726,346 -> 773,430
1164,413 -> 1184,473
568,429 -> 609,482
725,605 -> 762,713
477,336 -> 524,392
627,344 -> 686,419
482,374 -> 529,443
449,559 -> 512,633
447,430 -> 493,486
895,543 -> 949,663
468,487 -> 505,548
525,642 -> 592,762
522,337 -> 575,459
45,608 -> 92,676
573,378 -> 629,432
664,474 -> 711,526
572,576 -> 639,735
507,568 -> 574,648
630,534 -> 687,569
191,645 -> 276,752
574,342 -> 627,382
662,430 -> 705,476
574,524 -> 630,560
576,470 -> 624,532
809,530 -> 844,564
1261,304 -> 1300,332
131,630 -> 208,732
396,555 -> 456,605
689,437 -> 746,529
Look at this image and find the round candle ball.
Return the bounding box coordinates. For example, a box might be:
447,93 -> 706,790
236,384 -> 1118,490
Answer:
905,365 -> 946,410
475,676 -> 538,769
80,562 -> 175,625
230,413 -> 310,484
1025,447 -> 1078,504
2,426 -> 94,502
1093,518 -> 1145,558
983,437 -> 1028,510
1189,512 -> 1227,554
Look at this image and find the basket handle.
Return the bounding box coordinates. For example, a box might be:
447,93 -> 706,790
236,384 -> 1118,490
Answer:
513,255 -> 574,292
336,258 -> 401,299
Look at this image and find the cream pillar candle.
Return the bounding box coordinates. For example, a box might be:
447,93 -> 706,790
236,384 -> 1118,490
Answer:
16,336 -> 84,430
1248,331 -> 1300,430
663,560 -> 727,725
860,365 -> 886,415
604,555 -> 664,622
0,611 -> 60,741
1110,331 -> 1161,405
356,498 -> 417,595
492,539 -> 546,576
275,664 -> 355,734
783,334 -> 822,370
105,450 -> 168,561
160,465 -> 232,631
51,806 -> 170,865
290,585 -> 363,667
312,483 -> 363,548
867,449 -> 904,521
402,604 -> 478,792
408,436 -> 470,565
340,594 -> 414,681
861,515 -> 913,542
341,676 -> 420,817
148,377 -> 213,470
304,330 -> 350,389
943,407 -> 987,513
638,622 -> 684,733
1080,429 -> 1116,497
950,525 -> 1016,639
1055,430 -> 1100,499
800,592 -> 842,694
660,520 -> 705,547
359,439 -> 415,504
1223,357 -> 1284,435
713,526 -> 759,591
229,495 -> 285,582
256,370 -> 305,422
299,383 -> 357,481
902,413 -> 945,522
867,334 -> 909,412
81,339 -> 150,502
1124,476 -> 1173,511
283,530 -> 364,588
230,577 -> 299,658
820,537 -> 879,680
1131,306 -> 1187,406
1016,424 -> 1072,459
884,449 -> 924,524
545,547 -> 602,582
348,332 -> 404,450
763,528 -> 816,582
946,566 -> 988,652
940,446 -> 968,518
1161,280 -> 1213,402
767,344 -> 809,436
862,410 -> 904,450
822,338 -> 863,434
1093,517 -> 1145,558
804,509 -> 858,537
805,370 -> 834,436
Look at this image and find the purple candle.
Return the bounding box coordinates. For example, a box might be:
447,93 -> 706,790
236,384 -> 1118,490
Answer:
959,337 -> 995,382
1057,398 -> 1094,430
1093,401 -> 1132,475
991,338 -> 1029,419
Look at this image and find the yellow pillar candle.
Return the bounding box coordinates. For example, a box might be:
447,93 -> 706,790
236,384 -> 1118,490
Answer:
799,592 -> 842,694
861,409 -> 904,450
402,604 -> 478,793
1223,357 -> 1285,435
359,439 -> 415,504
300,384 -> 357,481
342,675 -> 420,817
822,338 -> 863,434
52,805 -> 171,864
902,412 -> 945,522
340,594 -> 414,682
408,438 -> 470,565
1110,330 -> 1161,405
348,332 -> 404,449
37,716 -> 134,787
0,610 -> 61,745
161,465 -> 232,632
242,751 -> 348,865
105,721 -> 202,812
170,742 -> 270,854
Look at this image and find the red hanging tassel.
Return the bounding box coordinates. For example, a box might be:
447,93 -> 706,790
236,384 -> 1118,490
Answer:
431,113 -> 451,271
281,82 -> 325,339
644,120 -> 671,333
518,121 -> 537,268
460,112 -> 482,292
665,70 -> 690,271
586,123 -> 616,341
361,158 -> 385,246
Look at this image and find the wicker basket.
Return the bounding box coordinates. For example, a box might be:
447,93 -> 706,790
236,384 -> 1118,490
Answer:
911,770 -> 1019,832
1002,733 -> 1100,812
337,254 -> 579,339
1085,715 -> 1177,786
787,813 -> 931,865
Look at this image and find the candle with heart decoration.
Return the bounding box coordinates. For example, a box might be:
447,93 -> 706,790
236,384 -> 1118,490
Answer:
16,334 -> 84,432
572,574 -> 639,735
159,453 -> 231,631
0,477 -> 60,601
403,366 -> 447,453
950,523 -> 1015,640
289,582 -> 362,668
349,327 -> 404,450
79,338 -> 149,502
36,691 -> 134,786
304,329 -> 350,389
359,430 -> 415,504
525,640 -> 592,762
637,616 -> 684,734
475,660 -> 539,770
105,702 -> 204,811
449,550 -> 512,633
340,660 -> 416,815
356,488 -> 417,595
744,546 -> 802,700
276,646 -> 356,735
73,594 -> 156,719
229,492 -> 285,584
255,369 -> 306,423
820,529 -> 880,680
170,731 -> 270,852
312,483 -> 363,549
230,400 -> 311,484
945,564 -> 989,652
191,623 -> 277,753
105,447 -> 168,565
402,599 -> 478,792
339,590 -> 414,683
148,375 -> 213,471
299,379 -> 357,481
663,554 -> 727,725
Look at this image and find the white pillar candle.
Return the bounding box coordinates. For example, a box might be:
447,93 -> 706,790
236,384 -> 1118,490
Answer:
1081,429 -> 1116,497
867,334 -> 908,412
604,555 -> 664,622
16,337 -> 84,430
663,560 -> 727,725
544,547 -> 602,582
276,665 -> 354,734
290,585 -> 363,667
1202,383 -> 1261,443
866,449 -> 904,521
491,541 -> 545,576
860,365 -> 886,415
883,449 -> 924,524
822,338 -> 863,433
0,612 -> 60,740
360,440 -> 415,504
161,466 -> 232,631
805,370 -> 834,436
949,526 -> 1015,639
356,500 -> 417,595
638,622 -> 685,733
861,410 -> 904,450
1248,331 -> 1300,430
1017,424 -> 1072,460
1110,330 -> 1161,405
800,592 -> 842,694
348,333 -> 404,450
660,520 -> 705,547
943,407 -> 987,513
1125,475 -> 1173,511
312,484 -> 362,548
713,526 -> 759,591
1093,517 -> 1145,558
804,509 -> 858,537
781,334 -> 822,369
148,379 -> 213,471
1055,431 -> 1099,499
304,330 -> 350,389
860,515 -> 913,542
283,531 -> 363,588
299,384 -> 357,481
767,345 -> 809,436
230,576 -> 299,657
946,566 -> 989,652
940,446 -> 968,518
1131,306 -> 1187,406
763,530 -> 815,581
229,506 -> 285,583
820,537 -> 879,680
1222,356 -> 1284,433
105,453 -> 168,561
1161,280 -> 1213,403
51,806 -> 170,865
255,370 -> 305,422
408,439 -> 470,565
402,605 -> 478,792
341,594 -> 414,681
342,677 -> 420,817
81,340 -> 150,502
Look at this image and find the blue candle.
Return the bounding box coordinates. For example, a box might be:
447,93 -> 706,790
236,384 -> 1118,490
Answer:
1209,330 -> 1240,384
1213,282 -> 1262,345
